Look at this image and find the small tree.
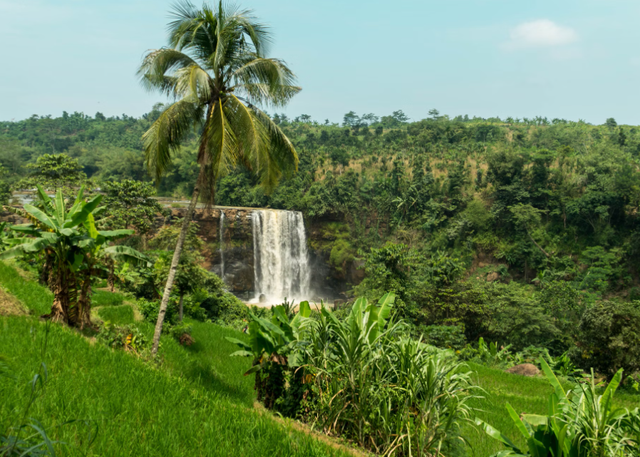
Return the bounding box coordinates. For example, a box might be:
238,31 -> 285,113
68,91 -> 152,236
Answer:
573,300 -> 640,381
102,179 -> 165,248
17,154 -> 87,191
0,165 -> 11,205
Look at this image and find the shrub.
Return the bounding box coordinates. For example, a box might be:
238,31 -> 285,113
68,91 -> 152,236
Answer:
478,360 -> 640,457
419,324 -> 467,350
138,298 -> 178,326
97,322 -> 148,354
169,322 -> 193,345
200,292 -> 248,324
181,291 -> 209,321
230,293 -> 478,456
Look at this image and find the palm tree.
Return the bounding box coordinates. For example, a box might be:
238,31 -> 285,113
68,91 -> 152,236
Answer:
138,0 -> 300,354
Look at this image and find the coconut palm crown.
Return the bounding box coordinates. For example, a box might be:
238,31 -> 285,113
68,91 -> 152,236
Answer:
138,0 -> 301,199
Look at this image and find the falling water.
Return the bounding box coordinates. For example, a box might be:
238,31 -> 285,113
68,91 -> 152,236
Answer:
252,209 -> 312,303
219,210 -> 225,280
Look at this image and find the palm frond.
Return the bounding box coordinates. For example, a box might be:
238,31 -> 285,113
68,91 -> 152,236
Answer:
174,63 -> 212,102
250,107 -> 299,192
138,48 -> 198,96
232,57 -> 300,106
143,100 -> 205,182
199,98 -> 238,203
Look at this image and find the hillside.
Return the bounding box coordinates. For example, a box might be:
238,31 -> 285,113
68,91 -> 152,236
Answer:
3,109 -> 640,383
0,261 -> 358,457
2,261 -> 638,457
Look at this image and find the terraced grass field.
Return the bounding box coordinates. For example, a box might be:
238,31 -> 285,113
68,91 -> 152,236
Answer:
1,260 -> 638,456
0,262 -> 353,457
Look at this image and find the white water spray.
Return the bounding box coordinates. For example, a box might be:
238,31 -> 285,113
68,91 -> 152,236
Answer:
251,209 -> 312,303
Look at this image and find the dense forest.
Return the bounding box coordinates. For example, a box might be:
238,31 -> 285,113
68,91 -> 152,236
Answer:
2,107 -> 640,377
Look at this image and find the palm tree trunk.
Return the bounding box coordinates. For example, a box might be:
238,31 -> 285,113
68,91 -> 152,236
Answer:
151,174 -> 201,354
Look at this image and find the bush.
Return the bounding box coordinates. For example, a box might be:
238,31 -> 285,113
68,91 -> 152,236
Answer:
419,324 -> 466,350
572,300 -> 640,380
169,322 -> 194,345
474,282 -> 561,352
200,292 -> 248,324
229,294 -> 478,456
478,360 -> 640,457
181,291 -> 209,321
138,298 -> 178,326
97,322 -> 148,354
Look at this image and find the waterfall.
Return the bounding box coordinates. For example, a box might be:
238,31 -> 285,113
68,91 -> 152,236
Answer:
219,210 -> 225,281
252,209 -> 312,303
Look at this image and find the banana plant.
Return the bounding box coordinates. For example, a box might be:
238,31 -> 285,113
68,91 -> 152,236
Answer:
1,185 -> 147,328
226,301 -> 312,408
477,359 -> 637,457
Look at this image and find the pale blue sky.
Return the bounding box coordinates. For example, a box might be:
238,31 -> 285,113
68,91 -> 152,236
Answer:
2,0 -> 640,124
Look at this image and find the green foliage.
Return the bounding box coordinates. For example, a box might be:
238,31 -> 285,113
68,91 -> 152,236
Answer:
138,0 -> 300,200
419,324 -> 467,350
97,322 -> 148,354
101,179 -> 164,235
572,300 -> 640,380
0,165 -> 10,205
355,242 -> 417,305
578,247 -> 627,293
138,298 -> 178,327
0,185 -> 146,327
229,293 -> 478,456
461,337 -> 513,368
17,153 -> 87,191
168,322 -> 193,343
199,291 -> 248,325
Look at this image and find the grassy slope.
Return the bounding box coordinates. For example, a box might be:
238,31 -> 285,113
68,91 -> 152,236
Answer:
2,261 -> 638,457
464,362 -> 640,456
0,262 -> 352,457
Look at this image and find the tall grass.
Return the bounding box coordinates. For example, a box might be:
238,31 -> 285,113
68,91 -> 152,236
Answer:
0,317 -> 353,457
97,305 -> 134,325
463,362 -> 640,456
0,261 -> 353,456
0,261 -> 52,316
92,290 -> 125,307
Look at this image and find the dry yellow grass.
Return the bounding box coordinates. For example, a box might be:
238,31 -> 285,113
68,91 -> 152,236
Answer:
0,286 -> 26,316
